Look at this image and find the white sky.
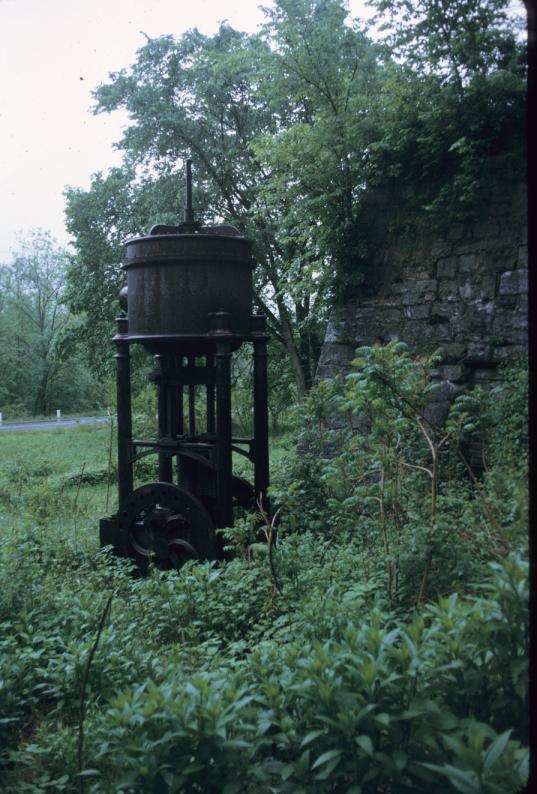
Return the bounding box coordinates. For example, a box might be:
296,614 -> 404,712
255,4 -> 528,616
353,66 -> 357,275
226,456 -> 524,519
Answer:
0,0 -> 525,262
0,0 -> 374,260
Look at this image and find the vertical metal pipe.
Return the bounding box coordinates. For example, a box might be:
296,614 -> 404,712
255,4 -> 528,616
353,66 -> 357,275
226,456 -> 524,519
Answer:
253,336 -> 270,513
215,341 -> 233,527
188,355 -> 196,436
175,356 -> 184,437
114,317 -> 133,510
166,358 -> 176,441
183,159 -> 194,224
155,354 -> 173,482
175,357 -> 184,487
206,353 -> 215,434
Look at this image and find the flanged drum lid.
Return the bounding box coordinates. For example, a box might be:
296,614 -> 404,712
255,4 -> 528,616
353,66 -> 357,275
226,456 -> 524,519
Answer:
123,231 -> 254,339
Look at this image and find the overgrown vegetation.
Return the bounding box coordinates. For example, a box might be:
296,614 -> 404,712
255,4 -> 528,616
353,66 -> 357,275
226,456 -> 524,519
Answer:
0,353 -> 528,792
64,0 -> 525,393
271,345 -> 528,606
0,230 -> 105,419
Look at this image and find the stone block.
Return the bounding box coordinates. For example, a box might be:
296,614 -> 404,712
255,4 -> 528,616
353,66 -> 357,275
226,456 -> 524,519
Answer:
517,246 -> 528,267
352,308 -> 377,324
492,310 -> 527,334
511,328 -> 529,345
324,321 -> 338,343
316,343 -> 357,380
416,279 -> 437,293
499,269 -> 527,295
438,343 -> 467,362
424,401 -> 452,427
452,242 -> 481,256
458,253 -> 479,273
492,344 -> 527,361
432,324 -> 452,341
427,380 -> 457,402
458,278 -> 496,303
465,341 -> 492,361
441,364 -> 469,383
403,304 -> 430,320
388,283 -> 407,295
431,241 -> 453,258
438,281 -> 458,301
496,294 -> 517,310
483,249 -> 510,273
447,223 -> 466,241
476,301 -> 496,315
472,368 -> 498,383
474,219 -> 500,238
479,277 -> 497,300
436,256 -> 458,279
430,304 -> 452,323
460,308 -> 491,336
399,291 -> 416,306
459,283 -> 477,301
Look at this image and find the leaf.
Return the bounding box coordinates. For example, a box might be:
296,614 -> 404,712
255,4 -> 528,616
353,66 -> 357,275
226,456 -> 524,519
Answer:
311,748 -> 343,770
355,735 -> 373,756
393,749 -> 407,772
300,729 -> 325,748
421,763 -> 480,794
372,712 -> 390,728
281,763 -> 296,781
483,730 -> 512,771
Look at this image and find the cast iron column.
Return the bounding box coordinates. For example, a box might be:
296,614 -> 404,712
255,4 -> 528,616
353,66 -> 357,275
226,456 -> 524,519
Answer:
173,356 -> 184,438
114,316 -> 133,510
215,339 -> 233,527
206,353 -> 216,434
253,315 -> 270,513
188,355 -> 196,435
155,354 -> 173,482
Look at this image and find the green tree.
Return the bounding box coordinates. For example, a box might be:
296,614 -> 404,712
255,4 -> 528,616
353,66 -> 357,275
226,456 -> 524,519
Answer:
362,0 -> 526,215
370,0 -> 525,88
64,167 -> 178,378
65,5 -> 385,397
0,230 -> 101,417
64,0 -> 524,393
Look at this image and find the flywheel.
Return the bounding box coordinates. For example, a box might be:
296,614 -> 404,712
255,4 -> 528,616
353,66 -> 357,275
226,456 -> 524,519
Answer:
118,482 -> 215,569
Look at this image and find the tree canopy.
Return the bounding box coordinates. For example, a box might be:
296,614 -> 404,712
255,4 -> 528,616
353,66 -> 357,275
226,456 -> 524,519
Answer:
0,230 -> 102,417
64,0 -> 526,395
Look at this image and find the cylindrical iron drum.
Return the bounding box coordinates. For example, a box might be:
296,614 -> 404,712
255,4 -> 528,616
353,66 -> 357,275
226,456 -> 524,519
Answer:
123,229 -> 254,341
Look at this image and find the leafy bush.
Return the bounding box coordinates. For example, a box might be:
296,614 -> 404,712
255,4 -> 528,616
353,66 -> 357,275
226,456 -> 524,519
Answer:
0,510 -> 528,793
271,347 -> 528,606
0,351 -> 527,792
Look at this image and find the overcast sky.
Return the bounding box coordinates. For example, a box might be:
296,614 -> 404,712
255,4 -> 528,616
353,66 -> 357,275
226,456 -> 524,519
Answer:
0,0 -> 376,260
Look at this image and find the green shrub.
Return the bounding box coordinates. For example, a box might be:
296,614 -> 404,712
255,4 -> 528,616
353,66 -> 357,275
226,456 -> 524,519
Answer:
272,347 -> 528,606
0,508 -> 527,793
0,351 -> 528,792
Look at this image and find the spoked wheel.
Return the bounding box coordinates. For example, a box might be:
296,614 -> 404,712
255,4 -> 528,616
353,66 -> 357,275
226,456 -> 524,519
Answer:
178,450 -> 256,511
118,482 -> 215,570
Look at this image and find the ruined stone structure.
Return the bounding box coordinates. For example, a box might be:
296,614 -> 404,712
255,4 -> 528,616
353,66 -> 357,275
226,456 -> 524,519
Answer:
317,173 -> 527,427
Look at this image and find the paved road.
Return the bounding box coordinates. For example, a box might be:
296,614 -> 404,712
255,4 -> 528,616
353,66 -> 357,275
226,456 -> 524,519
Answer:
0,416 -> 110,432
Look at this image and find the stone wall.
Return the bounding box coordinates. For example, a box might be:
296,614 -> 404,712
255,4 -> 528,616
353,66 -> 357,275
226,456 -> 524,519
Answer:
317,177 -> 527,427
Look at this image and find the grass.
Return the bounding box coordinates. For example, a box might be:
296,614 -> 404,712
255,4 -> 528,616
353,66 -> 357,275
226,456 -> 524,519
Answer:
0,422 -> 291,543
0,410 -> 107,423
0,424 -> 114,555
0,423 -> 111,472
0,377 -> 528,792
